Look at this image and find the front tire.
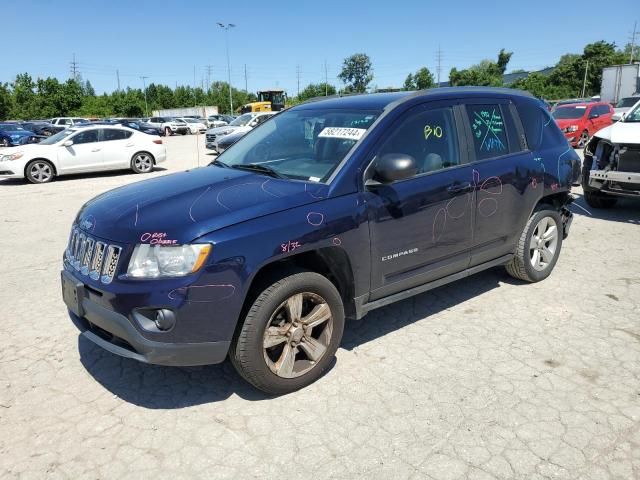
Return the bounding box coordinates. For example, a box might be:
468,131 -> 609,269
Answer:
2,138 -> 9,147
584,190 -> 617,209
506,208 -> 563,282
131,152 -> 154,174
25,159 -> 55,184
230,271 -> 345,395
164,127 -> 171,136
576,130 -> 589,148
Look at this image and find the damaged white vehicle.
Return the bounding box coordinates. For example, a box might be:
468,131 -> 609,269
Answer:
582,100 -> 640,208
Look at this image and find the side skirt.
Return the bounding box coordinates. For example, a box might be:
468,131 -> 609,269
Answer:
353,254 -> 513,319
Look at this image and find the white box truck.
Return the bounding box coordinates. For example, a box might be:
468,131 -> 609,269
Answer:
600,64 -> 640,104
151,106 -> 219,118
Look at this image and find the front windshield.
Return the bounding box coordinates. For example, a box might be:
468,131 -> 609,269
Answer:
552,106 -> 587,119
215,108 -> 380,183
616,97 -> 639,108
624,102 -> 640,123
230,114 -> 253,126
39,129 -> 74,145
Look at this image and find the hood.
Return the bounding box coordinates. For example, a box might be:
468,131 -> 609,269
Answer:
76,166 -> 329,244
2,129 -> 31,136
207,125 -> 239,135
593,121 -> 640,144
554,118 -> 582,129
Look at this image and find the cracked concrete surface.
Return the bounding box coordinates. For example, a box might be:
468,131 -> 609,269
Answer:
1,137 -> 639,479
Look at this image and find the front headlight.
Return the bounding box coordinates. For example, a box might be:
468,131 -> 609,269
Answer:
1,151 -> 24,161
127,244 -> 211,278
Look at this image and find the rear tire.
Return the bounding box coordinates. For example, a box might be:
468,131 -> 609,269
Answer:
584,190 -> 617,209
25,159 -> 55,184
131,152 -> 154,174
164,127 -> 171,136
2,138 -> 9,147
577,130 -> 589,148
506,208 -> 563,283
230,271 -> 344,395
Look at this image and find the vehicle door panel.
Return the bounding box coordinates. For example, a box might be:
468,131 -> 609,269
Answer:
100,129 -> 135,170
460,99 -> 536,267
365,101 -> 475,301
56,129 -> 104,173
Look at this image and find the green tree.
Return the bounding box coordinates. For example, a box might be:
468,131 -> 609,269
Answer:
11,73 -> 37,119
403,67 -> 435,90
0,83 -> 12,120
297,82 -> 337,101
338,53 -> 373,93
449,49 -> 512,87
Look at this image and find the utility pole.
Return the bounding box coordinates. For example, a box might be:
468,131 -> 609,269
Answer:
296,65 -> 300,97
630,21 -> 638,64
141,76 -> 149,117
581,60 -> 589,98
116,69 -> 120,91
217,22 -> 236,114
244,64 -> 248,92
436,46 -> 443,87
70,53 -> 79,80
324,60 -> 328,95
205,65 -> 214,93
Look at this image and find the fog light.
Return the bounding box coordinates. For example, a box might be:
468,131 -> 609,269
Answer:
155,309 -> 176,331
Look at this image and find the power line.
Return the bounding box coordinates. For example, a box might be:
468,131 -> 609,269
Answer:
205,65 -> 213,93
436,46 -> 443,86
70,53 -> 80,80
630,21 -> 639,64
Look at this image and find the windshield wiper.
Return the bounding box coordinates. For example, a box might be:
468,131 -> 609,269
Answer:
231,163 -> 286,179
210,158 -> 230,168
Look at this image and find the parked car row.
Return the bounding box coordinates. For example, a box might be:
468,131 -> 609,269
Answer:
205,111 -> 275,153
0,124 -> 166,184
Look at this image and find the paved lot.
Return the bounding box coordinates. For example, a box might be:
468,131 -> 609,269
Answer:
1,135 -> 639,479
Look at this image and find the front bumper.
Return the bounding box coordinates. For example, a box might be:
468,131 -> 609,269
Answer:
587,169 -> 640,197
62,269 -> 230,366
0,160 -> 22,178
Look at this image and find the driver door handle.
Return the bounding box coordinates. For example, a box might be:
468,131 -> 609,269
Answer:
91,148 -> 102,152
447,182 -> 472,194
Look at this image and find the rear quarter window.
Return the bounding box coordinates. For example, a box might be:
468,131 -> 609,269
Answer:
516,102 -> 566,151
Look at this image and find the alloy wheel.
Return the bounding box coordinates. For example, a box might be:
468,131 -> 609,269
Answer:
529,216 -> 559,271
263,292 -> 333,379
577,131 -> 589,148
133,154 -> 153,172
29,162 -> 52,182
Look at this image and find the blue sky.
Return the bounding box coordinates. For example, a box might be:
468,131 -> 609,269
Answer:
2,0 -> 637,96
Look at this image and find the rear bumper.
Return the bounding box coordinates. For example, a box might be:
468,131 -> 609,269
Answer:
63,270 -> 230,366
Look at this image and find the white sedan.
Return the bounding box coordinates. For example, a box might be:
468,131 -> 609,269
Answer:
0,125 -> 166,184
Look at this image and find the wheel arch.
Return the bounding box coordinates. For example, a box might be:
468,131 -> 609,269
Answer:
242,247 -> 357,322
24,157 -> 58,177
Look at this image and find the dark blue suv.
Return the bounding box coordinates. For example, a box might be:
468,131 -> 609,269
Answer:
62,88 -> 580,394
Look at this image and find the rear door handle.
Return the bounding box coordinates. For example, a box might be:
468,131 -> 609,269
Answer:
125,143 -> 134,147
447,182 -> 472,194
91,148 -> 102,152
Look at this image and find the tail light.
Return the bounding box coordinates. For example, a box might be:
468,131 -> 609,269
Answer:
153,139 -> 163,144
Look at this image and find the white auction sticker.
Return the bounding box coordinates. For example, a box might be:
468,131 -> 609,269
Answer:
318,127 -> 367,140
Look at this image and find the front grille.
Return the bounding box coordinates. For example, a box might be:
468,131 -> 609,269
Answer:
206,134 -> 217,142
66,227 -> 122,284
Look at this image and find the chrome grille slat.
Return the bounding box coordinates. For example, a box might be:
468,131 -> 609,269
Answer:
90,242 -> 106,280
101,245 -> 121,284
65,226 -> 121,284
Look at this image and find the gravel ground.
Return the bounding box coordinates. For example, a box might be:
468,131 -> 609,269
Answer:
0,135 -> 639,480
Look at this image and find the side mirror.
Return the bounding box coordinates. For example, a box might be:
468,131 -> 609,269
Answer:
589,113 -> 599,119
62,140 -> 74,147
372,153 -> 417,184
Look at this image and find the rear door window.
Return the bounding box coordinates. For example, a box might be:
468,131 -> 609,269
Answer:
465,105 -> 509,160
101,129 -> 132,141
